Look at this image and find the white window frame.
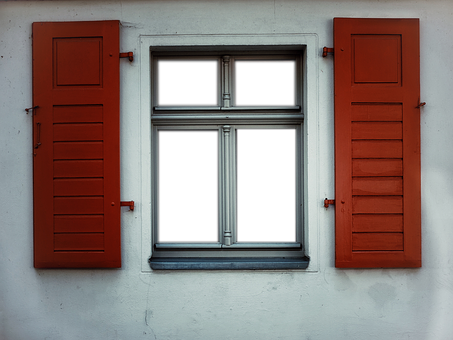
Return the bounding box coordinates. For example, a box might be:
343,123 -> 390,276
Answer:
139,34 -> 320,271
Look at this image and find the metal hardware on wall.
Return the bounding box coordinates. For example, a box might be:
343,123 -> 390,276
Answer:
416,102 -> 426,108
324,198 -> 335,208
119,52 -> 134,62
322,47 -> 334,57
120,201 -> 135,211
25,105 -> 39,114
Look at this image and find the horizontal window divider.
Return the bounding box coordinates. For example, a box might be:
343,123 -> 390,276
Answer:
154,106 -> 301,111
155,243 -> 223,249
223,242 -> 302,249
149,257 -> 310,270
221,106 -> 301,111
154,243 -> 302,250
154,106 -> 221,111
151,114 -> 304,125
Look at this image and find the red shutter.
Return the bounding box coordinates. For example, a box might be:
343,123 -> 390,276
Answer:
33,21 -> 121,268
334,18 -> 421,268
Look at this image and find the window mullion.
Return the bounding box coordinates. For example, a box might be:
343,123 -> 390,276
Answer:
222,56 -> 231,108
222,125 -> 233,245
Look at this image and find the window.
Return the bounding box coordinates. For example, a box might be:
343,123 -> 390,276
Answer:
149,49 -> 309,269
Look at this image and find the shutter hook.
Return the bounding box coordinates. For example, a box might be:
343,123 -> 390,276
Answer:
416,102 -> 426,108
25,105 -> 39,114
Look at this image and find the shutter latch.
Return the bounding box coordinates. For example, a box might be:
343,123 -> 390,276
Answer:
119,52 -> 134,62
120,201 -> 135,211
324,198 -> 335,208
322,47 -> 334,57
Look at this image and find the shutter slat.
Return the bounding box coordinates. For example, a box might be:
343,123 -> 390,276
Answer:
351,104 -> 402,121
54,233 -> 104,251
352,215 -> 403,233
54,142 -> 103,160
53,178 -> 104,196
54,197 -> 104,215
53,123 -> 103,141
352,140 -> 402,158
352,233 -> 403,251
352,177 -> 403,196
351,122 -> 402,140
352,159 -> 403,177
53,105 -> 103,123
54,215 -> 104,233
53,160 -> 104,178
352,196 -> 403,214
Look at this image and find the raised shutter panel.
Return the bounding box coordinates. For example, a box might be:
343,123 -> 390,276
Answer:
334,18 -> 421,268
33,21 -> 121,268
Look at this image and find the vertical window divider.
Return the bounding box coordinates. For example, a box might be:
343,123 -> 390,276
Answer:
222,125 -> 232,245
222,56 -> 231,108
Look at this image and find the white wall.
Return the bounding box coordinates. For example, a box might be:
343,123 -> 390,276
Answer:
1,1 -> 453,339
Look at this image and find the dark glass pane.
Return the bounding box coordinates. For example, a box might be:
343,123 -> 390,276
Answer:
157,60 -> 218,106
237,129 -> 296,242
235,60 -> 296,106
159,130 -> 218,242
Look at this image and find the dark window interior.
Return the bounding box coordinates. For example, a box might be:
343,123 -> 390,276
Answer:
158,130 -> 218,242
157,60 -> 219,105
235,60 -> 296,105
236,129 -> 296,242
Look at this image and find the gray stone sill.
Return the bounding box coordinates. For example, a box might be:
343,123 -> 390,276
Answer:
149,257 -> 310,270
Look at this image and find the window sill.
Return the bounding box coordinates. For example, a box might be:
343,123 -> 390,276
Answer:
149,257 -> 310,270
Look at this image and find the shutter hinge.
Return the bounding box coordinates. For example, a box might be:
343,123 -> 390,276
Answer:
119,52 -> 134,62
120,201 -> 135,211
322,47 -> 334,58
324,198 -> 335,208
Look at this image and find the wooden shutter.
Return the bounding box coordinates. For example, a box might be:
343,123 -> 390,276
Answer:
334,18 -> 421,268
33,21 -> 121,268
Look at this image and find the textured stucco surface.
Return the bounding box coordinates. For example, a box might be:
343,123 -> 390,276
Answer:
1,1 -> 453,339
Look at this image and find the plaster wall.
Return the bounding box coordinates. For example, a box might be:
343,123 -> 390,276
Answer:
1,1 -> 453,339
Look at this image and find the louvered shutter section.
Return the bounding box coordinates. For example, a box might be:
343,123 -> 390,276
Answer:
334,18 -> 421,268
33,21 -> 121,268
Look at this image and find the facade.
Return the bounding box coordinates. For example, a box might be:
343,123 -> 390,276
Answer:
1,1 -> 452,339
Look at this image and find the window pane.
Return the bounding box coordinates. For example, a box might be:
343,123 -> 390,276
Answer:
158,130 -> 218,242
234,60 -> 296,106
237,129 -> 296,242
157,60 -> 218,106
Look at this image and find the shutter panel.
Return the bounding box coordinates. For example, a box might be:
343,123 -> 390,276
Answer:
334,18 -> 421,268
33,21 -> 121,268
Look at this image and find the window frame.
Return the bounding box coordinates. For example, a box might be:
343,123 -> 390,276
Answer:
139,34 -> 320,271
